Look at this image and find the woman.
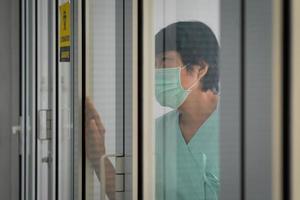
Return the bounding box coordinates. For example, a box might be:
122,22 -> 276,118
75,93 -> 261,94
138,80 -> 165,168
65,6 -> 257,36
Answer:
155,21 -> 220,200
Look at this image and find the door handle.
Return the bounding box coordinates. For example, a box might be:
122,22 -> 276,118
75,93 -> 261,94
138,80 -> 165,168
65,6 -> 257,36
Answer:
12,125 -> 21,135
11,116 -> 23,155
38,109 -> 52,140
100,154 -> 125,200
41,153 -> 52,164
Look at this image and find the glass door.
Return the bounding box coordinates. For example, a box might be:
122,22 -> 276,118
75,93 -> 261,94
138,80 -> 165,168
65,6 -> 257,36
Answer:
21,0 -> 37,199
21,0 -> 56,199
21,0 -> 57,199
57,0 -> 74,199
21,0 -> 75,199
142,0 -> 222,199
141,0 -> 282,200
83,0 -> 135,199
36,0 -> 56,199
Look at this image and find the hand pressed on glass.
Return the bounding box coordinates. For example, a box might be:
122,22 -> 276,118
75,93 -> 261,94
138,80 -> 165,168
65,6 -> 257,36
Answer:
85,97 -> 106,162
85,97 -> 116,200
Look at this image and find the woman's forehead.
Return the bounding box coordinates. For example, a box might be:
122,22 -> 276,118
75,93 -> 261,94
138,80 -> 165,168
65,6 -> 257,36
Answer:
155,50 -> 184,68
156,50 -> 181,59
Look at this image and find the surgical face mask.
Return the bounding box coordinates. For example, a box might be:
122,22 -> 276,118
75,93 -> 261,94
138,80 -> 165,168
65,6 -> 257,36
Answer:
155,66 -> 199,109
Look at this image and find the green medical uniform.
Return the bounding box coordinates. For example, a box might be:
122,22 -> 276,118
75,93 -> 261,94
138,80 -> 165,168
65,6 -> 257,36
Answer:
156,110 -> 219,200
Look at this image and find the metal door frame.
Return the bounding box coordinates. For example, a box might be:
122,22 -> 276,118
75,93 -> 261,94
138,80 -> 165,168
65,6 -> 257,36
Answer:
21,0 -> 58,199
21,0 -> 37,199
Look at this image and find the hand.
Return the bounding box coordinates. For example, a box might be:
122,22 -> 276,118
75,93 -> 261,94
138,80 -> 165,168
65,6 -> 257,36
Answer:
85,97 -> 106,167
85,97 -> 116,200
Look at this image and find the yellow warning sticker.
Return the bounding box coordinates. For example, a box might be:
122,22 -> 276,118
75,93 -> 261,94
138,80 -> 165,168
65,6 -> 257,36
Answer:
59,2 -> 71,48
59,2 -> 71,62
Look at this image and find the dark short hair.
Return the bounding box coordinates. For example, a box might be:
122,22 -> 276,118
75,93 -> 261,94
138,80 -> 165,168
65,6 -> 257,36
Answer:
155,21 -> 220,93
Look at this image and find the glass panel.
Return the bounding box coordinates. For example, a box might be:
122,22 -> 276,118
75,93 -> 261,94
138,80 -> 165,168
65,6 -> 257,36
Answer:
72,0 -> 84,199
36,0 -> 53,199
84,0 -> 125,200
58,0 -> 74,199
154,1 -> 220,199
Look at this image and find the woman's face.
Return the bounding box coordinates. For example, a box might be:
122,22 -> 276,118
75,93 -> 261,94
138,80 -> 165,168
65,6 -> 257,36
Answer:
155,50 -> 201,90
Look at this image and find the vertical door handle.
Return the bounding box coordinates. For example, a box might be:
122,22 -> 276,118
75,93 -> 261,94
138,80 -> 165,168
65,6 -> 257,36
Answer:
11,116 -> 22,155
38,109 -> 52,140
100,154 -> 125,200
12,125 -> 22,135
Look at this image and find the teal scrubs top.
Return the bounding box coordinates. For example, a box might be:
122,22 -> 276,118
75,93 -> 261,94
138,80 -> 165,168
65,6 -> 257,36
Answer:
156,110 -> 219,200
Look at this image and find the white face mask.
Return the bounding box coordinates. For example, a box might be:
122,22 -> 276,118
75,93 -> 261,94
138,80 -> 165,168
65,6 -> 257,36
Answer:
155,66 -> 199,109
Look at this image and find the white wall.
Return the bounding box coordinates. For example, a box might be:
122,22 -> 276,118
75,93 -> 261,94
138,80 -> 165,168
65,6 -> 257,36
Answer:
0,0 -> 19,199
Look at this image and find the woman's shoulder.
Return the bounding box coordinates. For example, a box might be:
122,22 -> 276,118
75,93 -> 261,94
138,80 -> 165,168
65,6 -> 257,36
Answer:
155,110 -> 178,152
155,110 -> 178,128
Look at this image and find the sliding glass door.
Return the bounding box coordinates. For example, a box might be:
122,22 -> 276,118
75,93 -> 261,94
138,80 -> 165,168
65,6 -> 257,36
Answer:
83,0 -> 135,200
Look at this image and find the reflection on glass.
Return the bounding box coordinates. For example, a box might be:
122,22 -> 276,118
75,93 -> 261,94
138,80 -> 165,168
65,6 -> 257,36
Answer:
154,20 -> 220,200
84,1 -> 120,200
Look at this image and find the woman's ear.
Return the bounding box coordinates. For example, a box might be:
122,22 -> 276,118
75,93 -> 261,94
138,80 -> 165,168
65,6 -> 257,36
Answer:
194,61 -> 208,80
